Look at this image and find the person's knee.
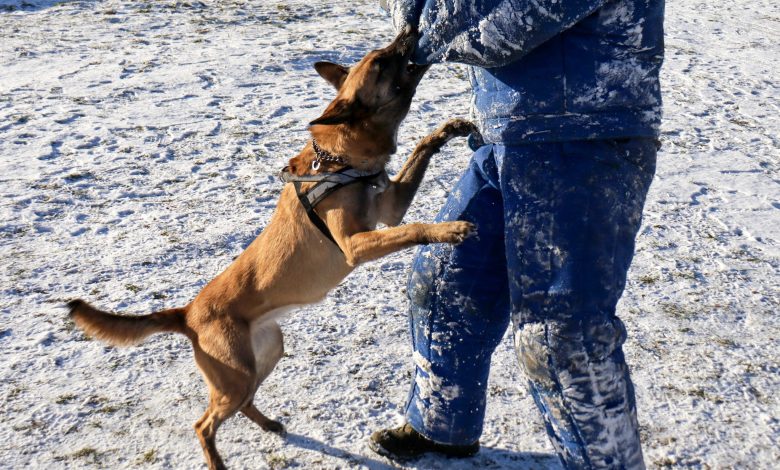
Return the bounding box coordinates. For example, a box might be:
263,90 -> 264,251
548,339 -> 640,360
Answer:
514,317 -> 629,384
407,244 -> 450,309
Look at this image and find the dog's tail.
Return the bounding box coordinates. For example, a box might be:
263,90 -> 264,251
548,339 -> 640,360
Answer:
67,299 -> 188,347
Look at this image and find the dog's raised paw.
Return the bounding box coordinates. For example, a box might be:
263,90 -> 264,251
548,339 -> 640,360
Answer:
441,118 -> 479,139
428,221 -> 476,244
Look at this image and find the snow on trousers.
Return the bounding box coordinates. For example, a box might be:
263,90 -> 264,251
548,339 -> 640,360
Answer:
404,139 -> 656,469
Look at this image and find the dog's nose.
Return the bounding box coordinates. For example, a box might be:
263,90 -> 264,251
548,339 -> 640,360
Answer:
392,26 -> 418,56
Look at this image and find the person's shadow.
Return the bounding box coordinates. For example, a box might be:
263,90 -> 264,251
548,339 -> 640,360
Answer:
285,432 -> 562,469
0,1 -> 96,13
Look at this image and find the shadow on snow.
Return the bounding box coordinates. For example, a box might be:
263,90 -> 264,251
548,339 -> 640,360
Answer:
284,431 -> 561,469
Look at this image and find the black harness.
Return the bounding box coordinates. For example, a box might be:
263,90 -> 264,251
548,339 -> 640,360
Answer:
279,165 -> 382,253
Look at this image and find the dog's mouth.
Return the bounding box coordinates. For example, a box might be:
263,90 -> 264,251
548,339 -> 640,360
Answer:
385,26 -> 430,82
393,25 -> 418,58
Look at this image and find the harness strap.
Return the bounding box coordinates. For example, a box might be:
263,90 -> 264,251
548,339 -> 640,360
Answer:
292,180 -> 342,249
279,167 -> 382,253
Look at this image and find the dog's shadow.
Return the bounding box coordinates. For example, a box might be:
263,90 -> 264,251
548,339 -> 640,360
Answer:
284,432 -> 561,469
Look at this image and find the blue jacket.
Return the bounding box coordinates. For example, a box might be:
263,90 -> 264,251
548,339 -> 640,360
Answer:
386,0 -> 665,144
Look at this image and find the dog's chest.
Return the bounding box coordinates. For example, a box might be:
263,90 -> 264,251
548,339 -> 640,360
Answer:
365,173 -> 389,197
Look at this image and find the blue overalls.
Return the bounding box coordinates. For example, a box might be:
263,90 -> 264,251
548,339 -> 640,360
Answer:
385,1 -> 665,468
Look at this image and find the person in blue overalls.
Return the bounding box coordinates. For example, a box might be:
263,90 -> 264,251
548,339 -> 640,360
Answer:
370,1 -> 664,468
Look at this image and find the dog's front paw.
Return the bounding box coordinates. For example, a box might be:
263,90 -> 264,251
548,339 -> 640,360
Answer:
439,118 -> 480,140
426,221 -> 476,245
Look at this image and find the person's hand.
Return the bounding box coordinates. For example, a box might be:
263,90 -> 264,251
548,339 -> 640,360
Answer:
379,0 -> 424,32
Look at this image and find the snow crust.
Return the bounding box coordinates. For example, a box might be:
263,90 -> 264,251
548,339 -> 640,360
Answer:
1,0 -> 778,468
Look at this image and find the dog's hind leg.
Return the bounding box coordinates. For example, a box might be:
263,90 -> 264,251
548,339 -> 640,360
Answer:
194,404 -> 229,470
194,386 -> 251,470
192,323 -> 258,470
241,320 -> 285,433
241,403 -> 285,433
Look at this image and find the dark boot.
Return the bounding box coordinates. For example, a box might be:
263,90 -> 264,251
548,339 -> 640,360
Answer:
369,423 -> 479,461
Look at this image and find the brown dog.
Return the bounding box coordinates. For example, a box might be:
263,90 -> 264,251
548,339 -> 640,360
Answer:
68,28 -> 478,470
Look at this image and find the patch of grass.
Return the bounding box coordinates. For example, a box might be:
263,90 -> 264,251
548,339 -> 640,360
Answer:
56,393 -> 78,404
266,453 -> 291,469
729,118 -> 752,127
660,302 -> 698,319
72,447 -> 99,459
673,270 -> 698,280
353,336 -> 376,347
56,447 -> 104,464
125,284 -> 142,293
637,273 -> 660,284
84,395 -> 109,407
731,247 -> 763,263
714,337 -> 737,348
654,456 -> 677,468
7,385 -> 25,400
64,171 -> 94,183
138,449 -> 157,464
656,435 -> 678,446
488,384 -> 510,397
663,384 -> 724,404
12,419 -> 45,432
145,417 -> 165,427
98,404 -> 122,414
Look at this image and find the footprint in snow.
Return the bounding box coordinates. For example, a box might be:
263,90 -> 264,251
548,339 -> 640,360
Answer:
75,137 -> 101,150
54,113 -> 85,125
38,141 -> 63,161
70,227 -> 89,237
269,106 -> 292,119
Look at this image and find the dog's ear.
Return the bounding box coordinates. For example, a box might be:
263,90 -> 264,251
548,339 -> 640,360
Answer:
314,61 -> 349,91
309,98 -> 354,126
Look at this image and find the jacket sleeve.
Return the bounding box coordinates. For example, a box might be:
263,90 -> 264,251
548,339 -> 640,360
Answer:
382,0 -> 425,32
387,0 -> 609,68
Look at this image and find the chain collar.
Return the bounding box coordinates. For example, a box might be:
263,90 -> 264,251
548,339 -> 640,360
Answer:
311,138 -> 348,171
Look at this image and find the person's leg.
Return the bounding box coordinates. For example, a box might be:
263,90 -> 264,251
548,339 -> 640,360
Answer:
372,144 -> 510,456
500,139 -> 657,469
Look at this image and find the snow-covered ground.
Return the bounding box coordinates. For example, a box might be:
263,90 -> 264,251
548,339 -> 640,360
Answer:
1,0 -> 777,468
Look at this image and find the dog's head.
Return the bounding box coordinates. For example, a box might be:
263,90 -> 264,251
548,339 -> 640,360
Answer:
308,27 -> 430,158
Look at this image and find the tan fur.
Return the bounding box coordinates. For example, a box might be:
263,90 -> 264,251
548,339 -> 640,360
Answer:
68,28 -> 478,470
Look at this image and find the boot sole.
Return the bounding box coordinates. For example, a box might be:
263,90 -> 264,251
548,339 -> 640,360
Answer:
368,437 -> 479,461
